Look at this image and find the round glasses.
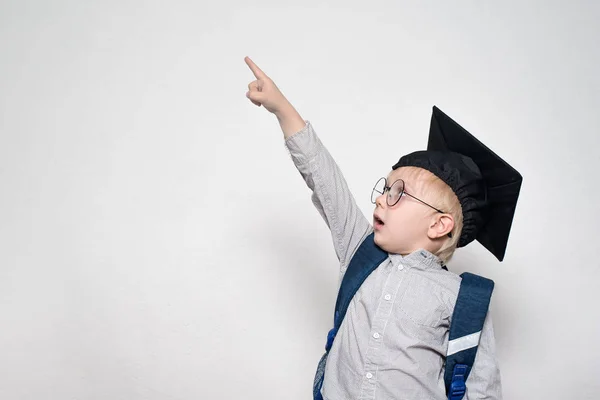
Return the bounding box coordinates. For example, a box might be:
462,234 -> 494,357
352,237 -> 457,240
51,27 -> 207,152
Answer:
371,177 -> 446,213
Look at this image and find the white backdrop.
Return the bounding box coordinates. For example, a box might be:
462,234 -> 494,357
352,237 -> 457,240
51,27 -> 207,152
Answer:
1,1 -> 599,399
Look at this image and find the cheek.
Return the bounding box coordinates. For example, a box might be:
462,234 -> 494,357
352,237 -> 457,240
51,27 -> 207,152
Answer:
388,207 -> 427,234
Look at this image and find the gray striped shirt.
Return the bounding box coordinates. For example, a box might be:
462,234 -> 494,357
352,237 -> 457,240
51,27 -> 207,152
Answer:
284,120 -> 502,400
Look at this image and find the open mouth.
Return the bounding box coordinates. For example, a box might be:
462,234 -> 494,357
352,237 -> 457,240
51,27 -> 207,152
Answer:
374,215 -> 385,227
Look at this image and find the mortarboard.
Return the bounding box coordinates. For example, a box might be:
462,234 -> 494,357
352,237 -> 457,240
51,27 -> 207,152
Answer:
392,106 -> 522,261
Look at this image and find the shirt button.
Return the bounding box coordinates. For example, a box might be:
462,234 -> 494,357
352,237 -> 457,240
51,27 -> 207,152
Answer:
398,265 -> 404,271
373,332 -> 380,339
366,372 -> 373,379
384,294 -> 391,301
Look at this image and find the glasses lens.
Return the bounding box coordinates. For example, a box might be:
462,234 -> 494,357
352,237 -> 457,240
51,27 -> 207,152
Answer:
371,178 -> 385,204
387,179 -> 404,206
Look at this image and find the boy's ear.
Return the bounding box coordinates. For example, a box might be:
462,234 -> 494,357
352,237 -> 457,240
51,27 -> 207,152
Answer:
427,214 -> 455,240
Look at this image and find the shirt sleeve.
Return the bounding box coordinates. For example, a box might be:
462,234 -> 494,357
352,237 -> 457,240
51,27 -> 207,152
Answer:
465,311 -> 503,399
284,120 -> 372,273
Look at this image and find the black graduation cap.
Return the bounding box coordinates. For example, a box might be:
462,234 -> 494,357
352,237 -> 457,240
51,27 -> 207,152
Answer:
392,106 -> 522,261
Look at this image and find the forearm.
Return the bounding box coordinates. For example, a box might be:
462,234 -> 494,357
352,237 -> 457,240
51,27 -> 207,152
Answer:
285,121 -> 371,270
275,102 -> 306,140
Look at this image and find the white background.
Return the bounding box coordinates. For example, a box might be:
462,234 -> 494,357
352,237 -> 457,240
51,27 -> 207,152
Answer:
1,1 -> 599,399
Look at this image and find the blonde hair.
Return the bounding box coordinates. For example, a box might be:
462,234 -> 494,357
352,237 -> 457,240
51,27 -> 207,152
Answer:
399,167 -> 464,264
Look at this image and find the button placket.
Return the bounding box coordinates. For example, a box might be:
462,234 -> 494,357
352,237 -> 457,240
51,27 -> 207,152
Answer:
360,259 -> 408,400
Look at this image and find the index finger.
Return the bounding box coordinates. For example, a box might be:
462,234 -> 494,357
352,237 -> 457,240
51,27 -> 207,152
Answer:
245,56 -> 267,79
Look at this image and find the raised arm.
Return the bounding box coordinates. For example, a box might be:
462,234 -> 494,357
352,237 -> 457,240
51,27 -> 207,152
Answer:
284,119 -> 372,270
244,56 -> 372,271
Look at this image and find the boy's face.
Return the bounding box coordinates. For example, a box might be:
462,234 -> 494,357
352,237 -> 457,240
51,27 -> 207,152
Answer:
372,167 -> 441,255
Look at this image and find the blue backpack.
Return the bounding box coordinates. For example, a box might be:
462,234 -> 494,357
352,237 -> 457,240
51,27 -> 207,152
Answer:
313,232 -> 494,400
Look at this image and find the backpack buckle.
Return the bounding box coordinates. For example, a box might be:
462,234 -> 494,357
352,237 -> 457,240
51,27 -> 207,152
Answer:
448,364 -> 468,400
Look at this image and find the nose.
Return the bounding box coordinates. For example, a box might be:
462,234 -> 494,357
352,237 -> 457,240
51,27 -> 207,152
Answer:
375,192 -> 386,208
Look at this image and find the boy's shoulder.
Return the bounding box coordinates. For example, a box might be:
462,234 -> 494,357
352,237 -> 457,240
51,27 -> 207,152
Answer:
418,265 -> 462,292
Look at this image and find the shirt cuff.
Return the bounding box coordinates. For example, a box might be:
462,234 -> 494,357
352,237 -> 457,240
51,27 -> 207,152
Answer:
284,120 -> 323,165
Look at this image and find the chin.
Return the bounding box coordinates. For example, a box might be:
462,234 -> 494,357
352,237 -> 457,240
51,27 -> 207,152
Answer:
374,231 -> 409,255
373,231 -> 389,251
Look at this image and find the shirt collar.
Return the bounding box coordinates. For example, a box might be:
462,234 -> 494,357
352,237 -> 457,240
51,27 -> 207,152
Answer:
388,248 -> 444,270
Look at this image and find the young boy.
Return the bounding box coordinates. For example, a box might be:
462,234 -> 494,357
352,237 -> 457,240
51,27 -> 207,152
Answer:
244,56 -> 520,400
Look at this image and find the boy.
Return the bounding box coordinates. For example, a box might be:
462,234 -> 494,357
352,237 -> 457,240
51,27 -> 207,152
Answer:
244,56 -> 520,399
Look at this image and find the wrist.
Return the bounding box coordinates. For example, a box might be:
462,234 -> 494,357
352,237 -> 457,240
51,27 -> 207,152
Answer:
274,100 -> 296,120
275,102 -> 305,139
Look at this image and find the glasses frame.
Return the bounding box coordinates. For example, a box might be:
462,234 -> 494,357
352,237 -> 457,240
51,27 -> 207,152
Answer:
371,177 -> 447,213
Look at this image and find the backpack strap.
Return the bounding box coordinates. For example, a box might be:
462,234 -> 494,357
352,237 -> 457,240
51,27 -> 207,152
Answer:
444,272 -> 494,400
326,232 -> 388,351
313,232 -> 387,400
